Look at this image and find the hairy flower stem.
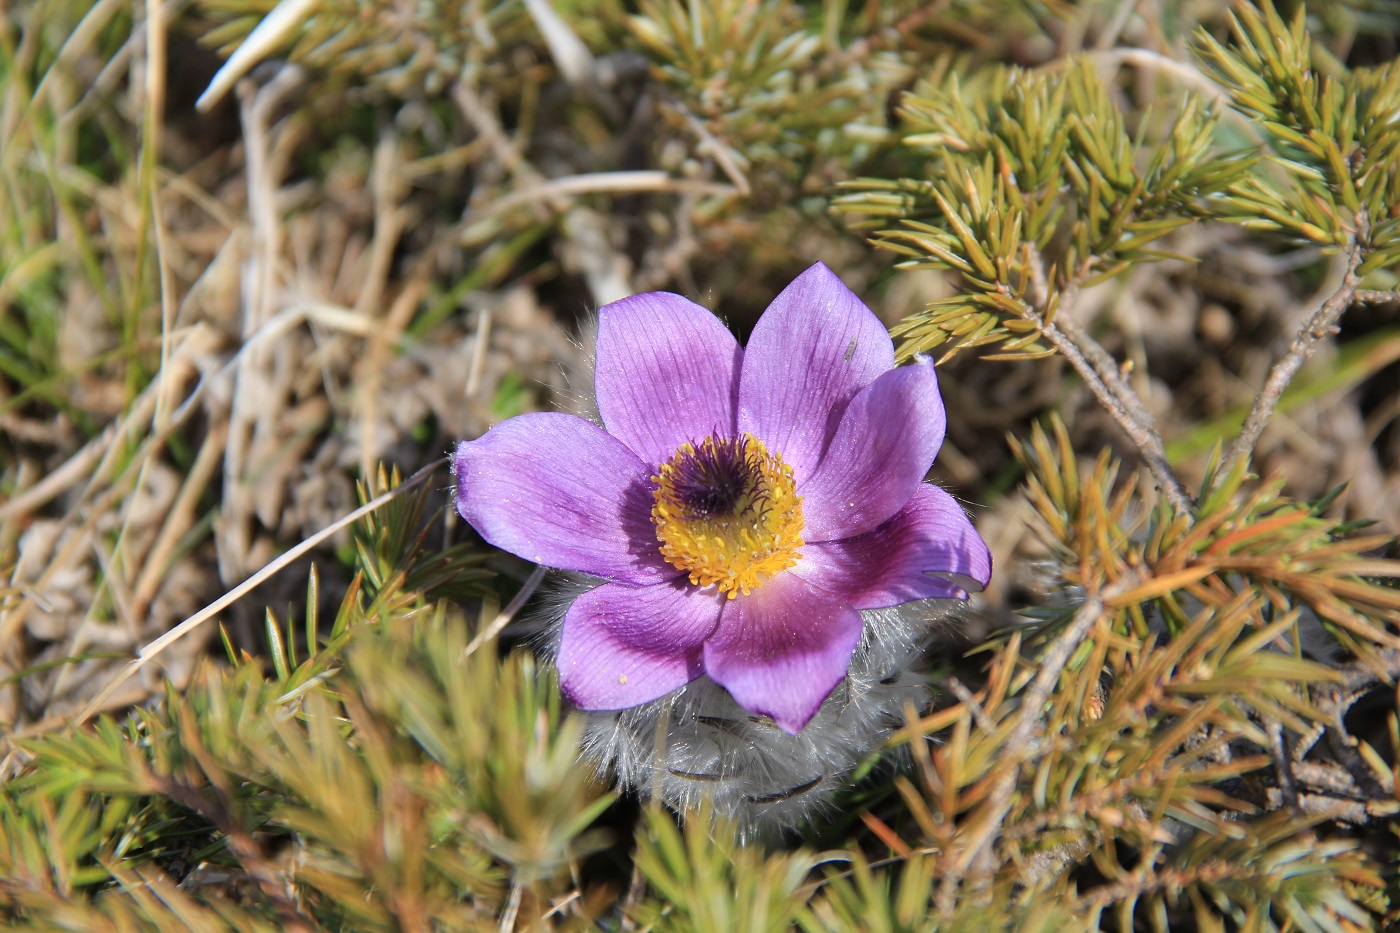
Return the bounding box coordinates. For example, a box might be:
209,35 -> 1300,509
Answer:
1004,284 -> 1194,515
1217,229 -> 1367,484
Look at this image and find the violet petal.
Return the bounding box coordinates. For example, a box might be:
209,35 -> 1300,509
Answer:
799,359 -> 946,541
595,291 -> 742,466
455,413 -> 677,584
557,579 -> 725,710
737,262 -> 896,482
794,483 -> 992,608
703,573 -> 863,734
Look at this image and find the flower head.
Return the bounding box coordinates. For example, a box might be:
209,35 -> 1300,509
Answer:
455,263 -> 991,734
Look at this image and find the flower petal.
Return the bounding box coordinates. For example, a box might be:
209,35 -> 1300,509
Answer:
455,413 -> 676,584
557,579 -> 725,710
799,359 -> 947,541
595,291 -> 742,466
737,262 -> 896,481
794,484 -> 992,608
702,573 -> 863,734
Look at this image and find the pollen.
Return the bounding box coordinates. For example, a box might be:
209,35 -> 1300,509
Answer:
651,432 -> 804,598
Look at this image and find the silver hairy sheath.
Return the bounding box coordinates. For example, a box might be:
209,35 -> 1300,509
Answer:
541,581 -> 959,837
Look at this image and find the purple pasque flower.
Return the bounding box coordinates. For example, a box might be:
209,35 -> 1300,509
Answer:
455,263 -> 991,734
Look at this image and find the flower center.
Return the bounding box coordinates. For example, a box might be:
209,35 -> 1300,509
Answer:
651,432 -> 804,599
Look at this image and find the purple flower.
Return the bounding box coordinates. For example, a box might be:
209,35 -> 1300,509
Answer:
455,263 -> 992,734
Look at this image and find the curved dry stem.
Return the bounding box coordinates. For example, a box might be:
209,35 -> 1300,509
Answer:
1354,288 -> 1400,306
71,459 -> 445,726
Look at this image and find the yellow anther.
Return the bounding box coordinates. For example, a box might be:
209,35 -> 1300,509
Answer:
651,433 -> 804,598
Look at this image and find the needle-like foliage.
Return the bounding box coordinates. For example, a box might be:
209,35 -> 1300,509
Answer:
5,0 -> 1400,929
835,61 -> 1255,362
3,534 -> 614,929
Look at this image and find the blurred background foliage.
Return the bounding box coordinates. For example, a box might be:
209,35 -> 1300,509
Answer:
3,0 -> 1400,928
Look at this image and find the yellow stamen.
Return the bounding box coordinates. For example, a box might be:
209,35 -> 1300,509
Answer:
651,433 -> 804,598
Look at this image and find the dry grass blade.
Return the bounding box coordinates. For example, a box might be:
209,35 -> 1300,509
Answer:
72,459 -> 444,725
463,564 -> 547,659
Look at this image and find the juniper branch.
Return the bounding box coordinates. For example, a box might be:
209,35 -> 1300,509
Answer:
1268,721 -> 1299,810
1319,688 -> 1393,799
1217,226 -> 1367,481
1017,246 -> 1192,513
938,574 -> 1138,916
1071,862 -> 1236,914
1278,761 -> 1400,824
1292,760 -> 1365,798
149,774 -> 316,933
1334,649 -> 1400,692
1054,312 -> 1167,455
1263,789 -> 1380,825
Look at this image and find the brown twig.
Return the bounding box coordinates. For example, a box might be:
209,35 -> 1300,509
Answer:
452,80 -> 554,214
946,677 -> 996,736
220,64 -> 305,582
1072,862 -> 1236,913
1291,760 -> 1365,799
1319,689 -> 1393,799
1332,649 -> 1400,693
1217,231 -> 1367,481
675,105 -> 751,196
1017,247 -> 1193,514
1053,311 -> 1162,450
1268,721 -> 1298,810
1006,285 -> 1194,515
1354,288 -> 1400,305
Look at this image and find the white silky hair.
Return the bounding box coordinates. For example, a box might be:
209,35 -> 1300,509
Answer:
539,575 -> 962,839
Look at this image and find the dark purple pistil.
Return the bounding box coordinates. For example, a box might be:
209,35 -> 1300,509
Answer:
669,436 -> 754,519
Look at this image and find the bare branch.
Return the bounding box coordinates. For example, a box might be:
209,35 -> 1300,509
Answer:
1354,288 -> 1400,306
1268,721 -> 1298,810
1292,760 -> 1364,798
946,677 -> 997,736
1218,231 -> 1367,481
1007,286 -> 1194,515
1017,247 -> 1193,514
465,170 -> 738,229
1262,788 -> 1385,825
